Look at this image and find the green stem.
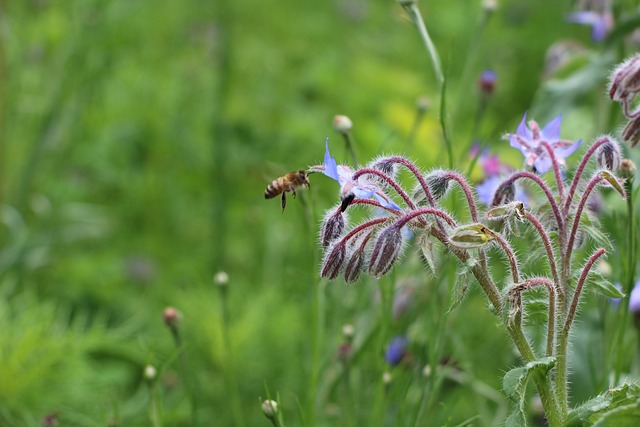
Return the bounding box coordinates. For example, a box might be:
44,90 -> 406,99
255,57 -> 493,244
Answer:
220,288 -> 246,427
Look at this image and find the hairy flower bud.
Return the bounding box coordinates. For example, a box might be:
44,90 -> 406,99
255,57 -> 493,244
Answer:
344,248 -> 365,283
448,223 -> 495,250
622,117 -> 640,147
369,226 -> 403,278
609,55 -> 640,103
320,209 -> 345,248
321,243 -> 346,279
424,171 -> 451,200
333,115 -> 353,134
595,137 -> 622,171
261,400 -> 278,419
490,180 -> 515,207
620,159 -> 636,179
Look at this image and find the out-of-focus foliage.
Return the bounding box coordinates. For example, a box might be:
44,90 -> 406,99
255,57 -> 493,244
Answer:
0,0 -> 639,426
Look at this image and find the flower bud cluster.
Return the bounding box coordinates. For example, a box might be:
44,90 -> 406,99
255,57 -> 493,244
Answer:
609,54 -> 640,147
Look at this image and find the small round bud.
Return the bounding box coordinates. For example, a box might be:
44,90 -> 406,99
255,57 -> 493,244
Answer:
478,69 -> 497,95
620,159 -> 636,179
333,115 -> 353,134
416,96 -> 430,113
369,226 -> 403,279
424,171 -> 451,201
382,371 -> 393,385
144,364 -> 157,381
163,307 -> 181,328
595,137 -> 621,171
261,400 -> 278,419
342,324 -> 355,339
422,364 -> 432,378
213,271 -> 229,287
482,0 -> 498,13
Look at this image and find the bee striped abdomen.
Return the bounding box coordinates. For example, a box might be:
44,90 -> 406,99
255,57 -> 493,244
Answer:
264,178 -> 286,199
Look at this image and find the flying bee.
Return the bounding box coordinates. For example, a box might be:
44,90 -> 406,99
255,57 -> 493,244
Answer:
264,170 -> 311,212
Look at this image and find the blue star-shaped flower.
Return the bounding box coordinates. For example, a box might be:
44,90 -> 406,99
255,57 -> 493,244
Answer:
508,113 -> 581,174
321,139 -> 401,211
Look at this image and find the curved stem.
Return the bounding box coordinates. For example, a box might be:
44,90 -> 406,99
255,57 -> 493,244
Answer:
563,175 -> 603,282
443,171 -> 479,222
385,156 -> 437,207
485,229 -> 520,284
563,136 -> 610,216
540,141 -> 565,202
556,248 -> 606,419
496,171 -> 565,248
524,211 -> 564,306
509,278 -> 556,357
395,207 -> 457,229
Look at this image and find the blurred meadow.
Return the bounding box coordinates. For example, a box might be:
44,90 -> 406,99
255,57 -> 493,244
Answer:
1,0 -> 640,426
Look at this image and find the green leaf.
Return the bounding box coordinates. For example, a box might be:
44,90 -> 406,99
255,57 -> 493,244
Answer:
503,357 -> 556,427
567,383 -> 640,427
589,276 -> 624,299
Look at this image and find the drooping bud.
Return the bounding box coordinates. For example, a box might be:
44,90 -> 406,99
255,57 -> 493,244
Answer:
368,226 -> 404,278
448,223 -> 495,250
333,115 -> 353,134
622,117 -> 640,147
486,201 -> 525,221
490,179 -> 515,207
320,243 -> 346,279
367,156 -> 399,189
344,248 -> 365,283
424,170 -> 451,200
599,170 -> 626,199
609,54 -> 640,103
261,400 -> 279,420
595,137 -> 622,171
320,209 -> 345,248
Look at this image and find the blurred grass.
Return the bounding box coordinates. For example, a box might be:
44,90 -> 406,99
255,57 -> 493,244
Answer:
0,0 -> 638,426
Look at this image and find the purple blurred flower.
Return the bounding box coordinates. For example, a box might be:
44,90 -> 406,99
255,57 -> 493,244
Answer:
629,279 -> 640,315
567,11 -> 613,42
507,113 -> 581,174
385,336 -> 408,366
476,175 -> 528,207
321,139 -> 400,210
478,69 -> 497,95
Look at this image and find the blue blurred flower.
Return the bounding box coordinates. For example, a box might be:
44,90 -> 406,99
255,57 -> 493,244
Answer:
610,283 -> 623,307
567,11 -> 613,42
478,69 -> 497,95
385,336 -> 408,366
322,139 -> 400,210
629,279 -> 640,315
476,174 -> 528,207
507,113 -> 581,174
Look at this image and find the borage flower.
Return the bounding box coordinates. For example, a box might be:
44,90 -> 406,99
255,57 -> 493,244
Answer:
313,138 -> 401,211
507,113 -> 581,174
567,10 -> 613,42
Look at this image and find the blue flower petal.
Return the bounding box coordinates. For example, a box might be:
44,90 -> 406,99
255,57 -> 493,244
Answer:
534,156 -> 553,174
323,138 -> 340,181
541,115 -> 562,140
516,112 -> 531,140
372,193 -> 401,211
554,139 -> 582,158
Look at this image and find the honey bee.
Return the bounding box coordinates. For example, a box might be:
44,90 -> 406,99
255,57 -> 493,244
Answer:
264,170 -> 311,212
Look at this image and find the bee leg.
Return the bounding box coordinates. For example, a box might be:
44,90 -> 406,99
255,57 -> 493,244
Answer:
292,189 -> 297,199
281,192 -> 287,213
